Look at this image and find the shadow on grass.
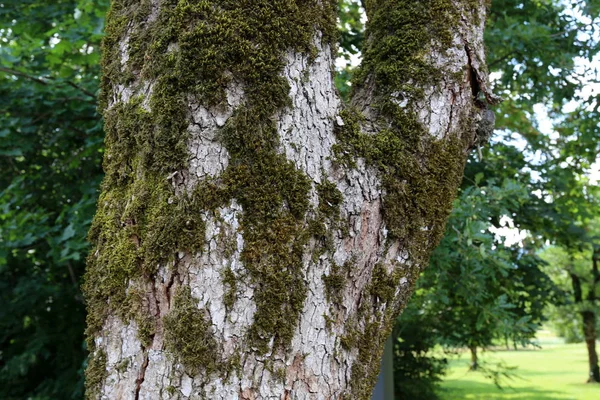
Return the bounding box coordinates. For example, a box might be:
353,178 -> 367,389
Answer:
438,379 -> 571,400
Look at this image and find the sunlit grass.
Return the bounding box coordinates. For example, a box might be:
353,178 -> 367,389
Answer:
438,331 -> 600,400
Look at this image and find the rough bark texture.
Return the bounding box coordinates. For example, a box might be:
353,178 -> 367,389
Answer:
84,0 -> 494,399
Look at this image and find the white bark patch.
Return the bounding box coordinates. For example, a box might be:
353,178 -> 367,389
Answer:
278,38 -> 339,183
119,35 -> 130,68
189,200 -> 256,345
388,35 -> 472,140
186,82 -> 244,187
95,317 -> 144,400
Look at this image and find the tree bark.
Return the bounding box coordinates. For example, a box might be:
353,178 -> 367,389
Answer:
84,0 -> 493,398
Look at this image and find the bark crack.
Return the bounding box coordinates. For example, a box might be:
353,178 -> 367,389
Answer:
135,352 -> 150,400
462,37 -> 501,106
464,44 -> 483,106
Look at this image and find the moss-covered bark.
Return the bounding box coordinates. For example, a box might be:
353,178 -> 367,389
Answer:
84,0 -> 493,398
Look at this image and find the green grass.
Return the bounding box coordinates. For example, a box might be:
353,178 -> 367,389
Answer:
438,331 -> 600,400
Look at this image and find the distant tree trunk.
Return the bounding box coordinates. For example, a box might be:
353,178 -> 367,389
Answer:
469,346 -> 479,371
582,311 -> 600,383
83,0 -> 494,398
586,247 -> 600,383
570,262 -> 600,383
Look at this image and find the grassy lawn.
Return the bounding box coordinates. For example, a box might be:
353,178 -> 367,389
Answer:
438,331 -> 600,400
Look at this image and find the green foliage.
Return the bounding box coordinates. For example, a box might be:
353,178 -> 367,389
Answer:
482,0 -> 600,377
336,0 -> 364,100
482,0 -> 600,250
380,0 -> 600,390
1,0 -> 598,397
409,178 -> 558,346
393,305 -> 447,400
393,176 -> 561,398
0,1 -> 108,398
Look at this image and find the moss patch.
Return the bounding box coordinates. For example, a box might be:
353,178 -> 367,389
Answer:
222,267 -> 238,311
163,287 -> 219,375
334,0 -> 473,270
310,177 -> 344,259
84,349 -> 107,400
322,259 -> 353,307
336,263 -> 407,399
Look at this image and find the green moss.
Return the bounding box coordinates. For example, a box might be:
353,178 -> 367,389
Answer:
223,350 -> 242,379
134,313 -> 156,349
369,263 -> 403,304
346,318 -> 393,400
322,265 -> 346,305
322,260 -> 353,306
165,385 -> 177,396
333,0 -> 472,270
274,367 -> 287,383
316,180 -> 343,220
334,108 -> 466,271
115,359 -> 130,373
222,267 -> 237,310
311,178 -> 345,265
84,349 -> 107,400
355,0 -> 461,98
163,287 -> 219,375
338,264 -> 406,399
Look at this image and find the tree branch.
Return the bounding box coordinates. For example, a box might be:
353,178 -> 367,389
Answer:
0,66 -> 97,100
0,66 -> 48,85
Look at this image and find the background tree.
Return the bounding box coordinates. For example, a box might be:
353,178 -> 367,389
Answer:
472,0 -> 600,382
0,1 -> 108,398
393,176 -> 560,399
540,222 -> 600,383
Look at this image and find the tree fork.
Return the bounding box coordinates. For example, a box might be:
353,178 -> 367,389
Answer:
84,0 -> 494,398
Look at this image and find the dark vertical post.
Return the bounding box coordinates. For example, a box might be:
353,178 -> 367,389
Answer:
372,335 -> 395,400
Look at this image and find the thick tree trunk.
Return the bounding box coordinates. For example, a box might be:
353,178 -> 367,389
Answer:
84,0 -> 493,398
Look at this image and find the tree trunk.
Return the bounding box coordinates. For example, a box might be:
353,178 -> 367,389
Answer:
83,0 -> 493,398
585,247 -> 600,383
469,346 -> 478,371
582,311 -> 600,383
570,266 -> 600,383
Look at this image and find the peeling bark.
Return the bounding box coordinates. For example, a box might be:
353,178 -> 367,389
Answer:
84,1 -> 494,399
